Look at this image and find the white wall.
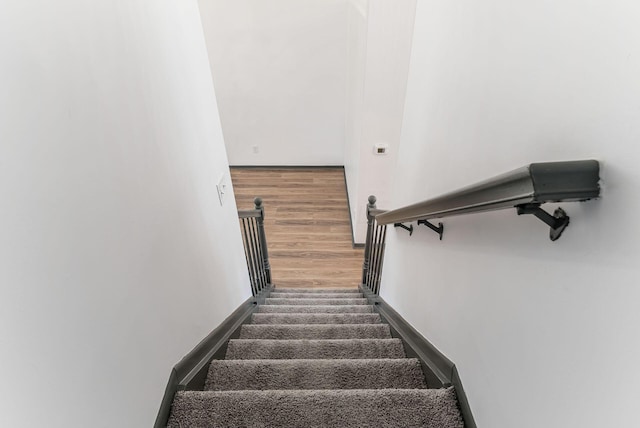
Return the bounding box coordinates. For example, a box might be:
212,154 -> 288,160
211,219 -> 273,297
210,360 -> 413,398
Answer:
344,0 -> 369,237
382,1 -> 640,427
198,0 -> 348,165
344,0 -> 416,243
0,1 -> 250,427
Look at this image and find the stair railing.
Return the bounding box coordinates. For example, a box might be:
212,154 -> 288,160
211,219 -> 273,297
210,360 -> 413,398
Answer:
362,195 -> 387,295
238,197 -> 272,296
362,160 -> 600,295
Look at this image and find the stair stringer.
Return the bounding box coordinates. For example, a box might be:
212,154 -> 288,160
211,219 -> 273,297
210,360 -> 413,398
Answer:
154,286 -> 273,428
360,285 -> 477,428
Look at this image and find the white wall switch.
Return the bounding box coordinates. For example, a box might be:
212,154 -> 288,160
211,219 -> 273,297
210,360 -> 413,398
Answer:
216,174 -> 228,206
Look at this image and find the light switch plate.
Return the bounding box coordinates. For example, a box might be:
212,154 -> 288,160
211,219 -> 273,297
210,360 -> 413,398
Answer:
216,173 -> 228,206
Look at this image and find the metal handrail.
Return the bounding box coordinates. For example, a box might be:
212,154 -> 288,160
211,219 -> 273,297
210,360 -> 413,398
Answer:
375,160 -> 600,241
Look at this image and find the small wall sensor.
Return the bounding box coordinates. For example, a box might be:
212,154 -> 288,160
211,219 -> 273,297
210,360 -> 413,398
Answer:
373,143 -> 389,155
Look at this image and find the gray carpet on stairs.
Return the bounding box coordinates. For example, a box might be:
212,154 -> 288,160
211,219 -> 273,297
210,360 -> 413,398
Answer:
269,292 -> 363,298
251,313 -> 381,324
167,388 -> 464,428
167,287 -> 465,427
239,324 -> 391,339
273,288 -> 360,293
226,338 -> 406,359
265,297 -> 369,305
257,304 -> 374,313
205,358 -> 427,390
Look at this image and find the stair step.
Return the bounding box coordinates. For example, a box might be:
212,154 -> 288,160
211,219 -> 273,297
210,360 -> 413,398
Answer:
239,324 -> 391,340
266,298 -> 368,305
269,292 -> 363,299
168,388 -> 464,428
258,305 -> 374,314
225,339 -> 405,360
251,313 -> 381,325
274,288 -> 360,293
205,359 -> 427,390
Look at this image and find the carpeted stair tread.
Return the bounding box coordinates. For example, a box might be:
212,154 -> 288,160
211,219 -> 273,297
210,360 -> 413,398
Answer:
251,313 -> 381,324
225,338 -> 405,360
269,292 -> 363,298
204,358 -> 427,390
239,324 -> 391,339
167,283 -> 466,427
257,304 -> 374,313
167,387 -> 464,428
274,288 -> 360,293
266,298 -> 368,305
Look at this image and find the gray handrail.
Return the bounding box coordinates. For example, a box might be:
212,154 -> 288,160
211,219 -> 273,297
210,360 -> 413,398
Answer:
376,160 -> 600,241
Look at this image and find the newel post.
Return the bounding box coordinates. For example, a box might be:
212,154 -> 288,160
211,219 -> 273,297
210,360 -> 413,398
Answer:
361,195 -> 377,287
254,197 -> 272,285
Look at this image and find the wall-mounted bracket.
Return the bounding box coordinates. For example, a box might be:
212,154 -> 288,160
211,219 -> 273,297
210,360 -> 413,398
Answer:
394,223 -> 414,236
417,219 -> 444,240
516,203 -> 570,241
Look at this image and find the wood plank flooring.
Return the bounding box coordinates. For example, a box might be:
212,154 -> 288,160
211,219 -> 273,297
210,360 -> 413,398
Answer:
230,168 -> 364,289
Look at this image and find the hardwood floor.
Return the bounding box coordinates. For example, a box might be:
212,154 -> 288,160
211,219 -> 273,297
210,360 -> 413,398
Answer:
230,167 -> 364,289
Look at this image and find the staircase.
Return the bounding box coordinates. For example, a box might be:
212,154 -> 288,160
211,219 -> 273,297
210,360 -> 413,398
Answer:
167,288 -> 464,427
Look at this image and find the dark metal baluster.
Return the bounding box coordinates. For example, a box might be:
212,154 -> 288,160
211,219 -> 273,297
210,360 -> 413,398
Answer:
369,222 -> 380,290
253,217 -> 267,291
373,223 -> 383,293
241,218 -> 258,296
372,224 -> 381,294
254,198 -> 272,286
247,217 -> 264,293
238,198 -> 272,297
251,218 -> 263,294
366,224 -> 375,289
367,222 -> 377,290
239,218 -> 251,295
252,216 -> 267,292
367,223 -> 378,289
255,217 -> 267,292
249,217 -> 263,293
364,224 -> 373,289
367,225 -> 377,290
374,224 -> 387,294
370,223 -> 383,292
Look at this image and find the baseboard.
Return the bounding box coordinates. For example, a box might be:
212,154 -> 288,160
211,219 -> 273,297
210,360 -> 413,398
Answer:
230,165 -> 344,169
451,366 -> 477,428
342,168 -> 366,249
360,286 -> 477,428
153,287 -> 272,428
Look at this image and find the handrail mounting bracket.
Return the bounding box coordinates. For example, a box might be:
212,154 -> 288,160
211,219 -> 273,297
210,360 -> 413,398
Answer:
394,223 -> 414,236
516,203 -> 570,241
417,219 -> 444,240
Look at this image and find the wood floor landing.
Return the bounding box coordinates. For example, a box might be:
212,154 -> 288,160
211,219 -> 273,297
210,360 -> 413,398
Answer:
230,168 -> 364,289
